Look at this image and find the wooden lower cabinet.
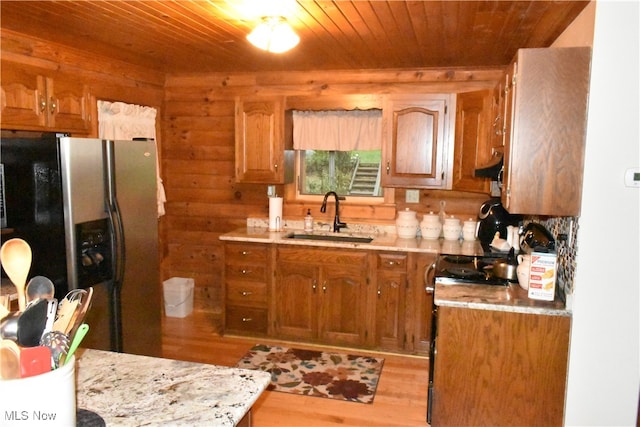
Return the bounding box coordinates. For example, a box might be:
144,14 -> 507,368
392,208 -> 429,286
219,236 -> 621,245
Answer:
273,247 -> 368,347
431,306 -> 571,426
223,241 -> 435,355
223,242 -> 270,335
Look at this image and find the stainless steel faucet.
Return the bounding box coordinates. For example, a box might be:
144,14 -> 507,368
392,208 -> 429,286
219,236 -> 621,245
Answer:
320,191 -> 347,232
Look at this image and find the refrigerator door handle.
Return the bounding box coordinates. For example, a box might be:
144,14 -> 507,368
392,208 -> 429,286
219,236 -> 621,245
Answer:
103,140 -> 125,352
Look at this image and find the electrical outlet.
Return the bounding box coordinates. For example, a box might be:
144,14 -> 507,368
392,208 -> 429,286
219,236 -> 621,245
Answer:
406,189 -> 420,203
267,185 -> 276,197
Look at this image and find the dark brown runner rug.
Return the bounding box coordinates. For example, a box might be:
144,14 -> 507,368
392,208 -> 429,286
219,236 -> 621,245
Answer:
236,344 -> 384,404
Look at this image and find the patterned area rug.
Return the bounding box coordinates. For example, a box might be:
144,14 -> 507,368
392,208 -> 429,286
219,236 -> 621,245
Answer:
236,344 -> 384,404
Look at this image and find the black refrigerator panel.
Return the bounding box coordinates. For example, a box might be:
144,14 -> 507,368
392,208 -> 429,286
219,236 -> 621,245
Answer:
0,132 -> 69,299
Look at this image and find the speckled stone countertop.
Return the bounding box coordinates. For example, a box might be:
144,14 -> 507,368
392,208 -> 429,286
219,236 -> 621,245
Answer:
75,349 -> 271,426
435,282 -> 569,316
220,226 -> 485,255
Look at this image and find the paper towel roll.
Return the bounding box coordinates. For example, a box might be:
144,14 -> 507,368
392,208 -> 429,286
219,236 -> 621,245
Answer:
268,197 -> 283,231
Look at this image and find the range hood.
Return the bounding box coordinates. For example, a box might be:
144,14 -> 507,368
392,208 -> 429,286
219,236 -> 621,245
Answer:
475,151 -> 503,180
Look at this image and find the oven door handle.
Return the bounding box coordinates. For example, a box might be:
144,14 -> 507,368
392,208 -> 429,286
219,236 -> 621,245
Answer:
424,261 -> 436,294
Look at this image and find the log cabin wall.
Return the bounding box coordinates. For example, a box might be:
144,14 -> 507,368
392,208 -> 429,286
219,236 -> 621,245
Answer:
163,70 -> 503,318
1,29 -> 505,319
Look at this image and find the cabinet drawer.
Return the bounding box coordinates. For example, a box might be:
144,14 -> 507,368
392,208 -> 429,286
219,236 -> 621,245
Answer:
277,247 -> 367,265
226,306 -> 268,334
226,281 -> 267,306
377,253 -> 407,270
225,243 -> 268,264
225,264 -> 268,282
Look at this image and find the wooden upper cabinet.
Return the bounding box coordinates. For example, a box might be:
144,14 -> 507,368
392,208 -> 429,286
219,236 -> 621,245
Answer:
501,47 -> 591,216
235,96 -> 289,184
1,61 -> 92,133
382,94 -> 455,189
451,90 -> 493,193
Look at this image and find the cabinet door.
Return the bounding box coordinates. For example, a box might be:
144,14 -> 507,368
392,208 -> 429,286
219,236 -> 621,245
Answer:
274,261 -> 318,340
375,269 -> 406,351
407,253 -> 435,354
1,61 -> 47,128
235,97 -> 285,183
382,94 -> 454,189
432,306 -> 570,426
48,74 -> 92,133
502,47 -> 591,215
318,265 -> 367,346
452,91 -> 492,193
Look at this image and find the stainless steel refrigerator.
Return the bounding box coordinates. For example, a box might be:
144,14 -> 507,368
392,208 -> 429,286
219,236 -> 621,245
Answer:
1,131 -> 161,356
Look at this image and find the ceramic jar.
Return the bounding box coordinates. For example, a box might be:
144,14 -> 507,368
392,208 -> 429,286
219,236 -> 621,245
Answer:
420,211 -> 442,240
442,216 -> 462,241
396,208 -> 419,239
462,218 -> 478,241
517,254 -> 531,290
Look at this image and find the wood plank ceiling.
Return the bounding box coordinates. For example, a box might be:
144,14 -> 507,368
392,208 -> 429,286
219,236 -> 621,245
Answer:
0,1 -> 589,74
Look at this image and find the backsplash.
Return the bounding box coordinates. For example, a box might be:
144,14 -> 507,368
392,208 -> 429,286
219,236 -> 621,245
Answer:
526,216 -> 579,305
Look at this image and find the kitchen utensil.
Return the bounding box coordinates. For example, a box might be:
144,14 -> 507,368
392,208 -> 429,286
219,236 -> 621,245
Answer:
66,287 -> 93,339
26,276 -> 55,302
41,330 -> 70,369
0,238 -> 33,311
17,299 -> 50,347
53,296 -> 79,334
0,339 -> 21,379
0,311 -> 20,341
62,323 -> 89,366
19,345 -> 51,378
520,223 -> 556,253
491,248 -> 518,281
476,199 -> 522,249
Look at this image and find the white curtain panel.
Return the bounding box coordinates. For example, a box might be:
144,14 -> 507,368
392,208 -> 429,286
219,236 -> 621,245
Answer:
292,109 -> 382,151
97,100 -> 166,217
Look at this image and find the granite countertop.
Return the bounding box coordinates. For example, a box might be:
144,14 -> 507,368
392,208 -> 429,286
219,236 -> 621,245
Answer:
435,282 -> 570,316
220,226 -> 485,255
75,349 -> 271,426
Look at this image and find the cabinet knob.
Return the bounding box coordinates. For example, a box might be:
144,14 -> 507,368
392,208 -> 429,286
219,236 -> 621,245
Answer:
49,97 -> 57,114
274,163 -> 278,171
241,317 -> 253,322
240,250 -> 251,256
241,269 -> 252,275
312,280 -> 317,292
39,95 -> 47,113
377,288 -> 382,297
241,291 -> 252,296
322,281 -> 327,293
386,161 -> 390,175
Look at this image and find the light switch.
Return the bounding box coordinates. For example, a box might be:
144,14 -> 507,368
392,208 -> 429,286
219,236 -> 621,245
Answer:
406,189 -> 420,203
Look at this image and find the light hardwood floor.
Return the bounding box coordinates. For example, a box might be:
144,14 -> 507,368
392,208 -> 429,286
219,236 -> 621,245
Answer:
162,311 -> 431,427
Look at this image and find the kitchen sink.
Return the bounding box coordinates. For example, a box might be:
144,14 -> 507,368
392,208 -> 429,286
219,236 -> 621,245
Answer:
285,233 -> 374,244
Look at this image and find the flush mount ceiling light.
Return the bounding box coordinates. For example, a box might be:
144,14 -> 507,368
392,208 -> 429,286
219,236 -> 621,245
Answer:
247,16 -> 299,54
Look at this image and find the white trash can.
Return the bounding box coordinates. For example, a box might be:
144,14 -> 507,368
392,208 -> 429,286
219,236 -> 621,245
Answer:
163,277 -> 194,318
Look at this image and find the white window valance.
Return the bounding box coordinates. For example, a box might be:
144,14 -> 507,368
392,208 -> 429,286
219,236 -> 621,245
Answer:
97,100 -> 166,217
292,109 -> 382,151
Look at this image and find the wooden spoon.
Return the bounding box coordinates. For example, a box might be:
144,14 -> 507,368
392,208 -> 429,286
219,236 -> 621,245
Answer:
0,238 -> 32,312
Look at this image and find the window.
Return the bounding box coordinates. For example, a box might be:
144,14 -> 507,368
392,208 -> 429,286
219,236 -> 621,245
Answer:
299,149 -> 382,196
293,109 -> 383,199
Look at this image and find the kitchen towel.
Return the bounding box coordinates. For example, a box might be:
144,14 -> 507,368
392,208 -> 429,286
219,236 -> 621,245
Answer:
268,197 -> 283,231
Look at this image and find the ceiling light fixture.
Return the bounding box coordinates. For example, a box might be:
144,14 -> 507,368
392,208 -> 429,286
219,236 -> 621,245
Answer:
247,16 -> 299,54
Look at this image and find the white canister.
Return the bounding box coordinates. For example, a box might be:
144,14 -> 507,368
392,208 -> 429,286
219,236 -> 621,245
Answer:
517,254 -> 531,290
462,218 -> 477,241
0,356 -> 76,426
396,208 -> 419,239
442,216 -> 462,241
420,211 -> 442,240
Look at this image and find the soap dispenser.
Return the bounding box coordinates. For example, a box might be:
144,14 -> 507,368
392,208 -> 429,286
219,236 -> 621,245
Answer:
304,209 -> 314,232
